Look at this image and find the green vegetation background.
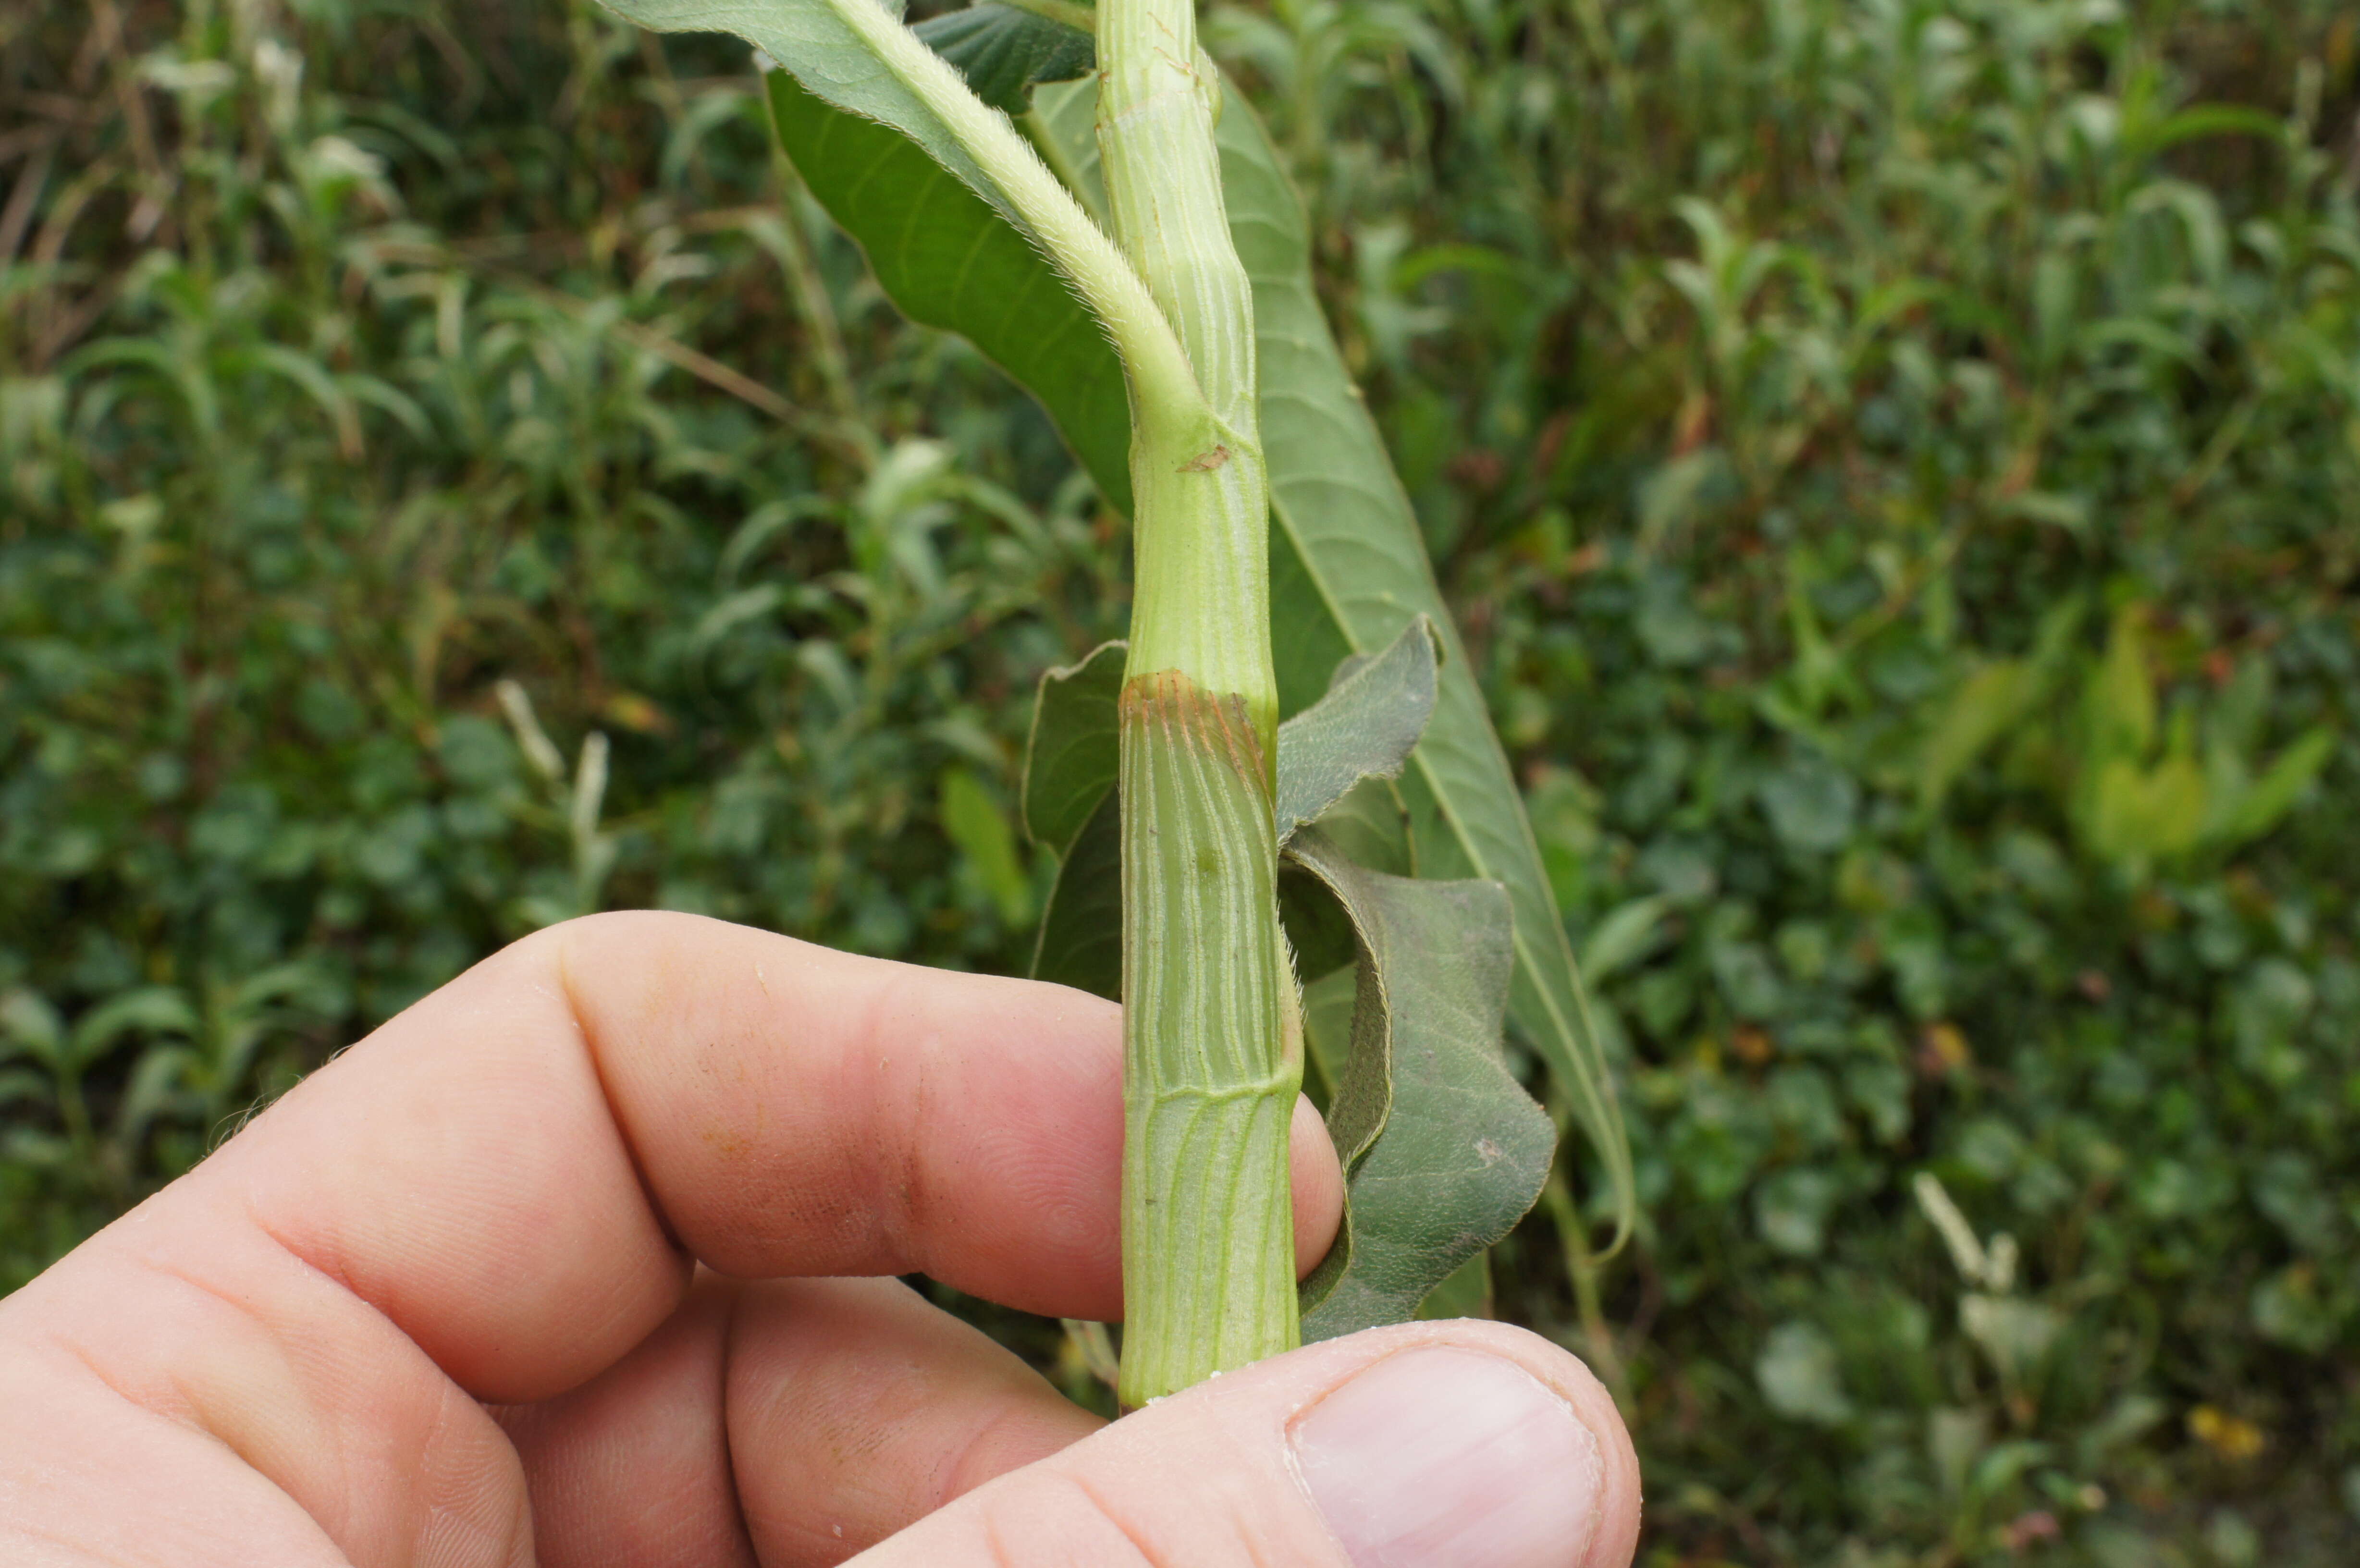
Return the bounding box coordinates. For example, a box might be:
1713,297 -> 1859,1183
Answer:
4,0 -> 2358,1560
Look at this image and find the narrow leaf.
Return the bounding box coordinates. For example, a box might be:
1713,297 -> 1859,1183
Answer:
1213,90 -> 1630,1246
1288,830 -> 1556,1339
1020,640 -> 1126,852
762,69 -> 1131,511
1274,617 -> 1440,845
940,767 -> 1033,925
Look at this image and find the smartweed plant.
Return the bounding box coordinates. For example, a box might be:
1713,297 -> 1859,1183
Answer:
595,0 -> 1631,1404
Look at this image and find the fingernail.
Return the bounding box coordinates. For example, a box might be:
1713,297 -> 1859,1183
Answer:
1289,1347 -> 1603,1568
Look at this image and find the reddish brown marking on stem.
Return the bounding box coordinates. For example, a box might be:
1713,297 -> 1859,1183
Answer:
1119,670 -> 1267,785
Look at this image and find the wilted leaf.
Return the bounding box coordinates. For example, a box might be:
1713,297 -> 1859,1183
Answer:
1288,829 -> 1555,1339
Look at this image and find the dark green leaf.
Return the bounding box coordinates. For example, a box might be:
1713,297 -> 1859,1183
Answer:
1298,960 -> 1355,1108
1308,776 -> 1415,880
1288,829 -> 1556,1339
914,3 -> 1094,117
763,69 -> 1133,513
1030,789 -> 1122,1000
1415,1250 -> 1493,1320
1274,616 -> 1439,846
1021,642 -> 1127,1001
1020,640 -> 1126,852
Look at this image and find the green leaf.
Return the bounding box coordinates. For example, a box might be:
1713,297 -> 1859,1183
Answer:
1298,961 -> 1355,1107
1287,829 -> 1556,1340
0,990 -> 64,1071
939,767 -> 1032,925
1207,87 -> 1632,1244
914,2 -> 1094,116
1274,616 -> 1440,846
761,69 -> 1132,512
2225,726 -> 2333,845
1307,776 -> 1416,880
1031,790 -> 1122,1000
1756,1322 -> 1855,1426
1919,659 -> 2045,810
1415,1250 -> 1493,1320
1021,642 -> 1126,1000
66,986 -> 196,1074
1020,640 -> 1126,852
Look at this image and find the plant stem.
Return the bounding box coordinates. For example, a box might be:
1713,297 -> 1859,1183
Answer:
1096,0 -> 1295,1406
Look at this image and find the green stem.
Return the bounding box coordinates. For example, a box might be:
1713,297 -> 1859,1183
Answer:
1097,0 -> 1294,1406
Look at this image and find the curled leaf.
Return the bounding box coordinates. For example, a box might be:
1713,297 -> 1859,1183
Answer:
1288,830 -> 1556,1338
1274,616 -> 1440,846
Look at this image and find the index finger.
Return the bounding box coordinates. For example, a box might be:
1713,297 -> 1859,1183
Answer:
131,911 -> 1342,1401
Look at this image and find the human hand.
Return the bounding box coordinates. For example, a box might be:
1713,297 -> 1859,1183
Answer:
0,912 -> 1639,1567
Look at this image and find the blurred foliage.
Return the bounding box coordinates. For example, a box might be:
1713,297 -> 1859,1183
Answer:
4,0 -> 2360,1561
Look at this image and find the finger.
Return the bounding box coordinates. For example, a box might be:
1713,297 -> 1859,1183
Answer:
728,1278 -> 1101,1564
858,1321 -> 1643,1568
194,910 -> 1342,1394
4,912 -> 1339,1568
495,1274 -> 1101,1568
492,1274 -> 757,1568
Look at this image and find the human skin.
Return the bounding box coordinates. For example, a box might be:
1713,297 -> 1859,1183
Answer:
0,911 -> 1641,1567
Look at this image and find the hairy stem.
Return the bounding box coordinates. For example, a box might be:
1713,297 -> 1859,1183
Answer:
1097,0 -> 1295,1405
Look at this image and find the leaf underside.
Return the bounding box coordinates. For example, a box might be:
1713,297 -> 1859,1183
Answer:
914,2 -> 1094,116
1289,829 -> 1556,1339
601,0 -> 1015,222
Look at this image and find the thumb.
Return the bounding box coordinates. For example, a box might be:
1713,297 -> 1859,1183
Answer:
855,1320 -> 1642,1568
